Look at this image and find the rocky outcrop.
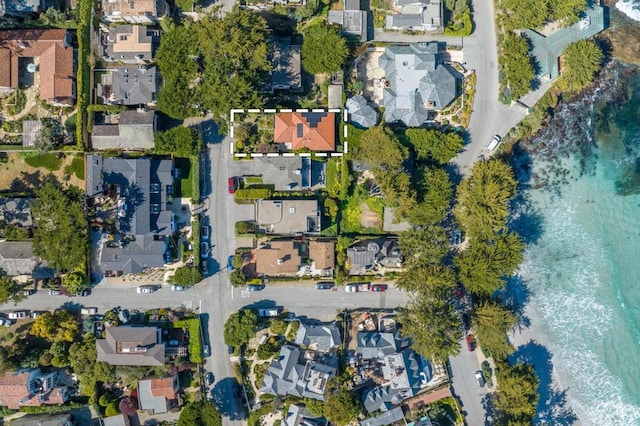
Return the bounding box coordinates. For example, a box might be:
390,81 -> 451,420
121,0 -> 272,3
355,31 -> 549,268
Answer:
601,0 -> 640,65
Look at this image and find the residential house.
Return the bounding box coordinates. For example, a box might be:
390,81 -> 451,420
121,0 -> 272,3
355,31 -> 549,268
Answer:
138,375 -> 180,414
97,66 -> 158,106
91,110 -> 157,150
256,199 -> 321,235
282,404 -> 327,426
379,42 -> 457,126
87,155 -> 175,275
346,95 -> 378,128
363,350 -> 431,413
274,111 -> 337,152
101,0 -> 168,23
102,414 -> 131,426
360,406 -> 406,426
96,326 -> 165,366
356,331 -> 410,360
236,156 -> 326,191
385,0 -> 442,32
0,0 -> 42,18
328,0 -> 368,42
261,345 -> 337,401
347,239 -> 403,275
270,37 -> 302,92
0,241 -> 53,279
102,25 -> 160,63
0,197 -> 33,228
0,29 -> 76,106
307,240 -> 335,277
0,368 -> 69,410
255,240 -> 302,277
294,322 -> 341,352
523,5 -> 605,81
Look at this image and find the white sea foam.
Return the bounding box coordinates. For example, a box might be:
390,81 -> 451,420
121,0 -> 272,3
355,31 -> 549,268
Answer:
616,0 -> 640,22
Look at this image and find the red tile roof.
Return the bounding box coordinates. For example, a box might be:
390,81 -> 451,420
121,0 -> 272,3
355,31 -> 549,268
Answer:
0,371 -> 31,409
149,376 -> 177,400
274,112 -> 336,151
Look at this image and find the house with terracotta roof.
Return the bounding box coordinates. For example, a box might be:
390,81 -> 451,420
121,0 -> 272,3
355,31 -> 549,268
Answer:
101,0 -> 168,23
0,29 -> 76,106
308,240 -> 335,277
274,111 -> 337,152
255,240 -> 302,277
102,25 -> 160,63
137,375 -> 180,414
0,368 -> 70,410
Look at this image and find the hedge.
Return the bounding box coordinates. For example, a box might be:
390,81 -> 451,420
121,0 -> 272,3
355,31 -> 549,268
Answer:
191,155 -> 200,203
191,216 -> 201,269
86,104 -> 126,133
235,188 -> 273,200
20,402 -> 88,414
76,0 -> 92,149
173,317 -> 203,363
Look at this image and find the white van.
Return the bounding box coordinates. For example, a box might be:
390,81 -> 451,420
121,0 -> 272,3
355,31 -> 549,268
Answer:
484,135 -> 502,152
81,307 -> 98,315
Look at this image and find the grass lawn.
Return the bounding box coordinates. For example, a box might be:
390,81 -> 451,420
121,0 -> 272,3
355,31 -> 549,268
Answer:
22,153 -> 62,171
64,155 -> 85,179
174,157 -> 193,198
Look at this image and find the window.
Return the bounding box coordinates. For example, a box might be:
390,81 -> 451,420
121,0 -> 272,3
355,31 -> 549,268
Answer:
119,35 -> 128,41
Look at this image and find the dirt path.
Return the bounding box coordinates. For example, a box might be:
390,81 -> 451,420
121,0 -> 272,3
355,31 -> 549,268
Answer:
360,202 -> 381,229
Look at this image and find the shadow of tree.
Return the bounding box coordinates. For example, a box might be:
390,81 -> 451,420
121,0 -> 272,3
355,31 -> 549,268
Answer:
210,377 -> 246,420
9,170 -> 61,193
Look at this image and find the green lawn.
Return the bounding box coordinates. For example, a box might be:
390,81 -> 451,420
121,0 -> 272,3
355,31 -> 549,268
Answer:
174,157 -> 193,198
64,155 -> 85,179
22,153 -> 62,171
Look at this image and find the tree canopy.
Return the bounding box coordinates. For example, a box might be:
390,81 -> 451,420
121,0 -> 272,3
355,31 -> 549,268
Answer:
68,335 -> 116,395
561,40 -> 603,91
356,126 -> 408,171
171,266 -> 202,287
398,225 -> 449,269
30,310 -> 79,343
156,10 -> 271,126
154,127 -> 203,157
62,272 -> 89,295
499,0 -> 585,30
493,362 -> 539,424
499,33 -> 535,99
31,183 -> 87,272
223,309 -> 258,348
323,379 -> 362,425
0,276 -> 26,305
397,264 -> 457,298
454,159 -> 517,241
408,167 -> 453,225
178,400 -> 223,426
473,301 -> 518,358
301,24 -> 349,75
405,128 -> 464,165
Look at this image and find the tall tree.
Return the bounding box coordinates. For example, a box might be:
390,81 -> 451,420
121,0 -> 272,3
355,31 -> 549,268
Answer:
323,379 -> 361,425
301,24 -> 349,75
154,127 -> 203,157
0,276 -> 26,305
499,33 -> 535,99
62,272 -> 89,295
473,301 -> 518,358
397,264 -> 457,298
405,128 -> 464,165
493,362 -> 539,424
223,310 -> 258,348
31,183 -> 87,272
30,310 -> 79,343
171,266 -> 202,287
399,225 -> 449,269
178,400 -> 223,426
356,126 -> 408,171
561,40 -> 603,91
409,167 -> 453,225
454,159 -> 517,241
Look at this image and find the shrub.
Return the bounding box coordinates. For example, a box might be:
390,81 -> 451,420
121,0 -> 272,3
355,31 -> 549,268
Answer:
105,401 -> 120,417
235,188 -> 273,200
173,318 -> 203,363
64,155 -> 85,179
270,319 -> 287,335
235,221 -> 255,235
23,153 -> 62,171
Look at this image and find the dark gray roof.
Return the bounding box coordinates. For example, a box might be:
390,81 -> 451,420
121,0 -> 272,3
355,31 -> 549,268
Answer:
0,0 -> 41,18
91,110 -> 156,150
0,241 -> 53,278
99,66 -> 158,106
96,326 -> 165,366
356,332 -> 398,359
328,9 -> 368,42
294,323 -> 341,352
387,13 -> 423,28
523,6 -> 605,80
346,95 -> 377,128
0,197 -> 33,227
271,38 -> 302,92
104,25 -> 160,63
282,404 -> 327,426
101,235 -> 167,274
347,238 -> 402,275
379,42 -> 456,126
363,386 -> 407,413
360,406 -> 405,426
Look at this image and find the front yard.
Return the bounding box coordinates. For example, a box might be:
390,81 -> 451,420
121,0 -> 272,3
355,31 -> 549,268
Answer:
0,152 -> 84,193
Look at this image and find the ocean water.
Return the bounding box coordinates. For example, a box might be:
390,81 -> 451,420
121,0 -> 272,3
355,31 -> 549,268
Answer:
617,0 -> 640,22
512,65 -> 640,425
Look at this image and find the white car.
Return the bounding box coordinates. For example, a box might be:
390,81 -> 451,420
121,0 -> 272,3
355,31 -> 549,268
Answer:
137,285 -> 156,294
8,311 -> 28,319
474,370 -> 485,387
484,135 -> 502,152
48,289 -> 60,296
345,284 -> 358,292
171,285 -> 188,291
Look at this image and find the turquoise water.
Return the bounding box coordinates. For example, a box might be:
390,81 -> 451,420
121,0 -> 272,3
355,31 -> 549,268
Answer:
514,66 -> 640,424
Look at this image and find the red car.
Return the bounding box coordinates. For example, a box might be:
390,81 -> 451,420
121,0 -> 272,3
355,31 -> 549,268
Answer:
228,177 -> 237,194
371,284 -> 387,292
466,334 -> 476,352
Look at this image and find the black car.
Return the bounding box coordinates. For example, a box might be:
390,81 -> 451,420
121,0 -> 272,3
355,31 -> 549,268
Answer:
205,372 -> 214,387
227,346 -> 234,355
315,281 -> 334,290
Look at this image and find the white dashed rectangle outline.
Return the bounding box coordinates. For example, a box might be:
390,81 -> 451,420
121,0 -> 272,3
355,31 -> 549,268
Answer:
229,108 -> 349,158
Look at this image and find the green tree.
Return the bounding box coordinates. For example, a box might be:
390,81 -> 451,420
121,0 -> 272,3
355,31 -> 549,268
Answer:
105,401 -> 120,417
356,126 -> 408,170
62,272 -> 89,295
455,233 -> 524,296
223,310 -> 258,348
397,265 -> 457,298
546,0 -> 586,24
400,298 -> 462,361
39,7 -> 68,26
409,167 -> 453,225
473,301 -> 518,358
0,276 -> 26,305
174,0 -> 197,11
405,128 -> 464,165
493,362 -> 539,424
398,225 -> 449,269
301,24 -> 349,75
31,183 -> 87,272
154,127 -> 203,157
561,40 -> 603,91
30,310 -> 79,343
323,380 -> 361,425
69,335 -> 116,395
229,269 -> 248,287
178,400 -> 223,426
499,33 -> 535,99
454,159 -> 517,241
49,341 -> 71,368
304,398 -> 325,416
171,266 -> 202,287
500,0 -> 547,30
34,119 -> 62,152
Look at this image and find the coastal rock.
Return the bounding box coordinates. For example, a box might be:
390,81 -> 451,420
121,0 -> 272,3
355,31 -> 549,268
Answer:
601,1 -> 640,65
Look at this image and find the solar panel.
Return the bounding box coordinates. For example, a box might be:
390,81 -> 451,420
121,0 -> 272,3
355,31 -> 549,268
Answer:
296,123 -> 303,138
301,112 -> 327,128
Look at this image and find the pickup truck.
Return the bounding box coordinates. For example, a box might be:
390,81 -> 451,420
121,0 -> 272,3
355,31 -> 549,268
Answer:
344,283 -> 370,292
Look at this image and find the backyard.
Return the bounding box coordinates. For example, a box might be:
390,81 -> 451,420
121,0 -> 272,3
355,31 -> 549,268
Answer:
0,152 -> 84,192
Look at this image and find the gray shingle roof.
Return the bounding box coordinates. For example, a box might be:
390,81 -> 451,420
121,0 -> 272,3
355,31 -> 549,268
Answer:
356,332 -> 398,359
346,95 -> 378,128
328,7 -> 368,42
101,235 -> 167,274
347,238 -> 403,275
105,25 -> 160,63
0,241 -> 53,278
282,404 -> 327,426
91,110 -> 156,150
379,42 -> 456,126
360,406 -> 406,426
96,326 -> 165,366
294,323 -> 341,352
103,66 -> 158,105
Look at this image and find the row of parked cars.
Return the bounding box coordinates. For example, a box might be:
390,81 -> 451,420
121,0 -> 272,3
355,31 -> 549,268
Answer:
244,282 -> 389,292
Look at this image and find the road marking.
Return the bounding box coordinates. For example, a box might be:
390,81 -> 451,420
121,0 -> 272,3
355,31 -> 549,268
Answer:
241,291 -> 251,298
184,300 -> 193,309
343,109 -> 348,122
344,141 -> 348,154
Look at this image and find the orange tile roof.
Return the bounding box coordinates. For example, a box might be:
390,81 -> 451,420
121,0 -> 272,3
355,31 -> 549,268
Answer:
0,29 -> 75,105
309,240 -> 335,270
274,112 -> 336,152
0,371 -> 31,409
149,376 -> 177,400
255,240 -> 301,276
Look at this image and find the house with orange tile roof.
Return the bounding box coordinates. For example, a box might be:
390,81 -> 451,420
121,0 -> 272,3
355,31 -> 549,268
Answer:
255,240 -> 302,277
308,240 -> 335,277
274,111 -> 337,152
0,29 -> 76,106
0,368 -> 70,410
137,375 -> 180,414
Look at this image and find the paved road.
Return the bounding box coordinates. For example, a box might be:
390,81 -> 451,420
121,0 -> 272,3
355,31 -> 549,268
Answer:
449,340 -> 489,425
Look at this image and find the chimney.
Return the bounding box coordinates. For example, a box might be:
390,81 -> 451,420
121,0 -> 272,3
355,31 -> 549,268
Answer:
277,258 -> 284,265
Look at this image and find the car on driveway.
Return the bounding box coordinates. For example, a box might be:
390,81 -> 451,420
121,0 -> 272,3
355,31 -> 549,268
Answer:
171,285 -> 188,291
227,255 -> 235,271
228,176 -> 238,194
466,334 -> 476,351
201,242 -> 210,259
0,318 -> 12,327
315,282 -> 334,290
484,134 -> 502,152
8,311 -> 28,319
48,289 -> 60,296
137,285 -> 156,294
246,284 -> 264,292
371,284 -> 387,292
475,370 -> 485,387
201,225 -> 210,241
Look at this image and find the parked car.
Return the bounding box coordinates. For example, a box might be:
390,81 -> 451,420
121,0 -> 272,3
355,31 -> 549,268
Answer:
474,370 -> 485,387
201,225 -> 210,241
31,311 -> 47,319
21,288 -> 36,296
484,135 -> 502,152
246,284 -> 264,292
371,284 -> 388,292
48,289 -> 60,296
0,318 -> 12,327
137,285 -> 156,294
203,344 -> 210,357
258,307 -> 282,317
227,255 -> 235,271
315,281 -> 334,290
8,311 -> 28,319
201,242 -> 210,259
78,289 -> 91,297
81,307 -> 98,315
201,261 -> 209,275
228,176 -> 237,194
345,283 -> 369,292
171,285 -> 188,291
227,345 -> 234,355
205,372 -> 214,387
466,334 -> 476,352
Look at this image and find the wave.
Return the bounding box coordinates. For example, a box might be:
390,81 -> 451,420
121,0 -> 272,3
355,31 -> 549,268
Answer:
616,0 -> 640,22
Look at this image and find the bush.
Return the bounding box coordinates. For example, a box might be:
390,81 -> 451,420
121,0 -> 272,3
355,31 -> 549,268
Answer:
257,336 -> 281,360
173,317 -> 203,363
6,89 -> 26,116
154,127 -> 202,157
63,155 -> 85,179
235,221 -> 255,235
270,319 -> 287,335
235,188 -> 273,200
105,401 -> 120,417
